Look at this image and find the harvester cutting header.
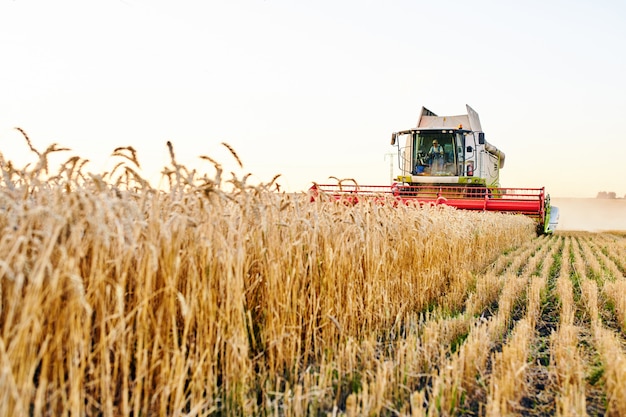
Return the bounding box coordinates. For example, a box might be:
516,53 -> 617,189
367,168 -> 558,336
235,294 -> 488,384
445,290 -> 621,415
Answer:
310,105 -> 559,234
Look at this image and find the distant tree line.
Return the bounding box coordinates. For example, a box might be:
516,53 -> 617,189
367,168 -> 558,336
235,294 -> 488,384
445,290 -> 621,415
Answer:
596,191 -> 625,199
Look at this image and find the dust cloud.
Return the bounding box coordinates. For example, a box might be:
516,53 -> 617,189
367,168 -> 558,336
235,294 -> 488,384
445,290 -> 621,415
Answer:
552,198 -> 626,232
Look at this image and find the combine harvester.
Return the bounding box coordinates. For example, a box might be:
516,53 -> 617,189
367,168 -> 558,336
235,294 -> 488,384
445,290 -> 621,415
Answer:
310,105 -> 559,234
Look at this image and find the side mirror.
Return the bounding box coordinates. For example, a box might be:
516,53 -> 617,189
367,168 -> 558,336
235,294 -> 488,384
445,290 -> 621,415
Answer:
478,132 -> 485,144
390,133 -> 397,145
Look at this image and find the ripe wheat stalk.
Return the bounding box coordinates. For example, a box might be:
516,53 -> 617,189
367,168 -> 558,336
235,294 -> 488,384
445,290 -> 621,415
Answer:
17,135 -> 626,415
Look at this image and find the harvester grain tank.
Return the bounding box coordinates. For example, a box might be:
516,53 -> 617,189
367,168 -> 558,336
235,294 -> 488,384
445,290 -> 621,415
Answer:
310,105 -> 559,234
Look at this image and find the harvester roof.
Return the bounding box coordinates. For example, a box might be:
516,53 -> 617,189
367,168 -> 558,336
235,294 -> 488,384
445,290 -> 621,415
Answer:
417,104 -> 483,132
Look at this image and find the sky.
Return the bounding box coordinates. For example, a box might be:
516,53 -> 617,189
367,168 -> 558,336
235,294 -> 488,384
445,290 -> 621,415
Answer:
1,0 -> 626,198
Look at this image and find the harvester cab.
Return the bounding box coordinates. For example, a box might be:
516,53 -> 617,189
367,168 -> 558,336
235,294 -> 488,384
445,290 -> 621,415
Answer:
391,105 -> 504,188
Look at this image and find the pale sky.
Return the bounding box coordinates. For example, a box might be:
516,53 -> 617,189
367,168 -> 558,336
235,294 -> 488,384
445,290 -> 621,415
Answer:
2,0 -> 625,197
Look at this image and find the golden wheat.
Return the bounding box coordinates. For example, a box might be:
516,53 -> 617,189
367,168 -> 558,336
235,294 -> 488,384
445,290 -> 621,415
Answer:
5,136 -> 626,416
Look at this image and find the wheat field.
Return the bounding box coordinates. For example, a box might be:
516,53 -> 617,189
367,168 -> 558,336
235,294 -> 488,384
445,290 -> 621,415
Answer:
1,137 -> 625,416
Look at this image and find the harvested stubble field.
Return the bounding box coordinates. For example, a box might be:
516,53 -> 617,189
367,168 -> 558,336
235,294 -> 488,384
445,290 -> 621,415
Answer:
1,140 -> 626,416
